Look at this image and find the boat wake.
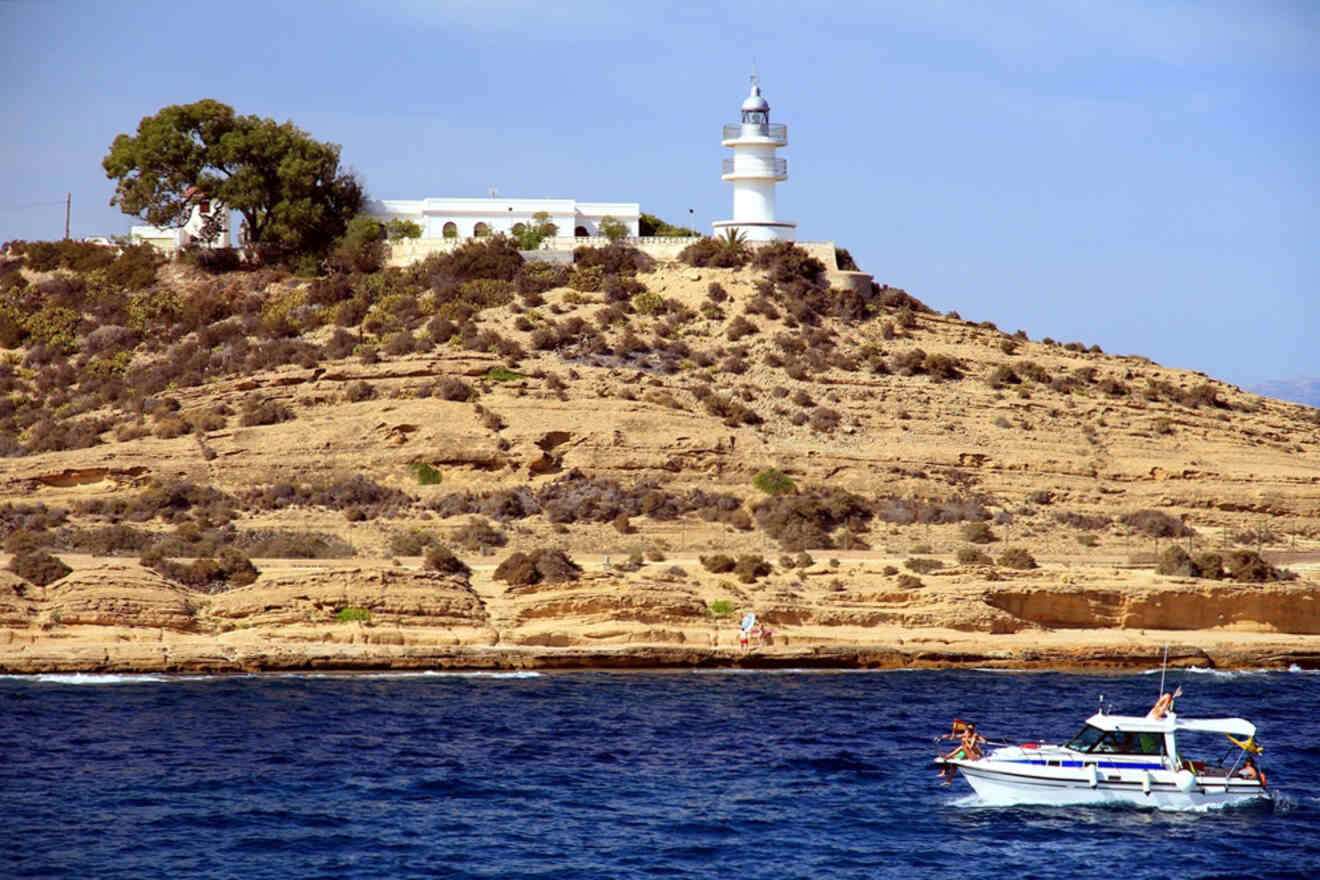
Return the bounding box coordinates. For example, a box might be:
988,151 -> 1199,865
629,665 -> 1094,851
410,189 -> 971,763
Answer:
950,791 -> 1274,814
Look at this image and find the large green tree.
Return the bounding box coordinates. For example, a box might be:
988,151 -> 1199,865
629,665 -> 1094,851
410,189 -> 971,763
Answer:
103,99 -> 364,258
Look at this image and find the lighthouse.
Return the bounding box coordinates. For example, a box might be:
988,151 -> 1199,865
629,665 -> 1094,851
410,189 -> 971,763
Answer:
712,77 -> 796,242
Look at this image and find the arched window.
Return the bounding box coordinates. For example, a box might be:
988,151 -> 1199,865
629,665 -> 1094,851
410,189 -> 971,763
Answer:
575,225 -> 589,237
442,221 -> 458,239
473,222 -> 490,238
511,222 -> 526,235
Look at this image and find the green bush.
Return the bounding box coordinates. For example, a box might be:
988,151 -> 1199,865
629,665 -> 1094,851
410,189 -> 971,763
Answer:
599,216 -> 629,242
105,243 -> 163,291
484,366 -> 524,383
411,461 -> 443,485
708,599 -> 735,618
631,291 -> 665,315
753,468 -> 796,496
336,607 -> 372,623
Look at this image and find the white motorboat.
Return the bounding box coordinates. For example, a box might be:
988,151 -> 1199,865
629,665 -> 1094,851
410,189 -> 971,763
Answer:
934,708 -> 1269,808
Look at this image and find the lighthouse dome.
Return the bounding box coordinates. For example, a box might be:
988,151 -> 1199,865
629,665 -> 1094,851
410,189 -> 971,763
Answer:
741,83 -> 769,113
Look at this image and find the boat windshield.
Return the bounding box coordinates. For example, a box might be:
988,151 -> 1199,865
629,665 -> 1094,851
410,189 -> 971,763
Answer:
1065,725 -> 1164,755
1065,725 -> 1106,751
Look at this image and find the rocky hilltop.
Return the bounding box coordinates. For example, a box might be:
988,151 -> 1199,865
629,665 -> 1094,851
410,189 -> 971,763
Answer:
2,237 -> 1318,673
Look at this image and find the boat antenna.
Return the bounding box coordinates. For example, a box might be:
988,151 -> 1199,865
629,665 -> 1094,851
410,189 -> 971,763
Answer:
1158,643 -> 1169,698
1098,693 -> 1104,715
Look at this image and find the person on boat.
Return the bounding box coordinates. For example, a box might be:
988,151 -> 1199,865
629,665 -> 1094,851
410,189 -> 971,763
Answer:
1240,755 -> 1267,788
936,721 -> 987,785
1147,685 -> 1182,719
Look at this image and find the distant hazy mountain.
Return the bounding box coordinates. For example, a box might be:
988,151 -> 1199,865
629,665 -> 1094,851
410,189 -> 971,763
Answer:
1249,377 -> 1320,408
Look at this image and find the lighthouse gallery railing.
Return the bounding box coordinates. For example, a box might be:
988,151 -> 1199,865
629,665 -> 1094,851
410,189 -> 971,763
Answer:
721,157 -> 788,177
722,123 -> 788,142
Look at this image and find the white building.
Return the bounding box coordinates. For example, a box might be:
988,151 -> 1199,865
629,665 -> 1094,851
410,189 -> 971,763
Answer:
365,197 -> 640,241
131,192 -> 230,254
712,78 -> 796,242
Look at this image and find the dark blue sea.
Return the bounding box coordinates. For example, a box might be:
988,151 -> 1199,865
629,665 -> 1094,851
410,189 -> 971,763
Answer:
3,668 -> 1317,879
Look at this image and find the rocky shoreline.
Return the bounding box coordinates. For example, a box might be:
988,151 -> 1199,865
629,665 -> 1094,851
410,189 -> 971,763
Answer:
5,627 -> 1317,676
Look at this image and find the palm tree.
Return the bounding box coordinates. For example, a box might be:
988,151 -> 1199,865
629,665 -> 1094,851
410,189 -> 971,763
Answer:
718,227 -> 748,260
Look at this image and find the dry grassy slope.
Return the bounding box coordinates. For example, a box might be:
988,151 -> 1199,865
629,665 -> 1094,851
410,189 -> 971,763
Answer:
2,257 -> 1319,672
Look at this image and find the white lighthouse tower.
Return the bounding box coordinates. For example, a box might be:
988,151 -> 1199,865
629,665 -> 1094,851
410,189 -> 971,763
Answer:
712,77 -> 796,242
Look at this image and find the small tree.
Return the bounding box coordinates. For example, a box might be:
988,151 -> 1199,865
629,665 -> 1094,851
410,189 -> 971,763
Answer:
103,99 -> 364,261
514,211 -> 559,250
327,214 -> 386,274
599,216 -> 629,243
386,218 -> 423,240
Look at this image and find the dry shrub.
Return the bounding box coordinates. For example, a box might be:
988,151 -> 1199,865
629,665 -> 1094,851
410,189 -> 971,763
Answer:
679,237 -> 748,269
960,522 -> 996,544
390,528 -> 436,556
956,547 -> 993,565
573,243 -> 654,276
701,554 -> 736,574
146,547 -> 258,591
1121,510 -> 1193,538
494,548 -> 582,586
752,488 -> 872,551
1053,511 -> 1110,530
1225,549 -> 1291,583
904,557 -> 944,573
874,495 -> 990,525
76,479 -> 238,525
453,517 -> 506,551
63,524 -> 154,556
236,530 -> 355,558
8,550 -> 71,586
896,573 -> 923,589
343,380 -> 375,403
998,547 -> 1038,570
423,544 -> 471,577
243,475 -> 413,520
809,407 -> 841,432
239,396 -> 294,427
733,554 -> 771,583
432,377 -> 474,402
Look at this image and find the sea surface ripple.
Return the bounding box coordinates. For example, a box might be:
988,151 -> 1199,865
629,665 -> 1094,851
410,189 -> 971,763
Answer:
3,668 -> 1317,879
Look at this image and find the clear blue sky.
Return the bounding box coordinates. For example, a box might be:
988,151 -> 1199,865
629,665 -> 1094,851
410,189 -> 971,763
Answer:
1,0 -> 1314,387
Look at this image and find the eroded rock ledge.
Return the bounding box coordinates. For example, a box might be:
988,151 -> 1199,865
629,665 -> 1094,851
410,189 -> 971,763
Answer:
2,560 -> 1317,674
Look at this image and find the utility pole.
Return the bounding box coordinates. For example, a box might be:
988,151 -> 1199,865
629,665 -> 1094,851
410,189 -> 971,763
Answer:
64,192 -> 71,240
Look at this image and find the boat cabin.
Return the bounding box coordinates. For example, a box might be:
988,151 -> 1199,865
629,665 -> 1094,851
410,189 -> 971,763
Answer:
1066,712 -> 1258,774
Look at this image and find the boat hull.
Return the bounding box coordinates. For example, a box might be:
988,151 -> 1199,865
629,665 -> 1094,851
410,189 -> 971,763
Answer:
948,759 -> 1268,808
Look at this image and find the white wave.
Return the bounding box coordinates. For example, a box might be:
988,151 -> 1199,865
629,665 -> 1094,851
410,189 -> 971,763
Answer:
1142,666 -> 1276,679
423,670 -> 542,679
276,670 -> 543,680
1,673 -> 186,685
